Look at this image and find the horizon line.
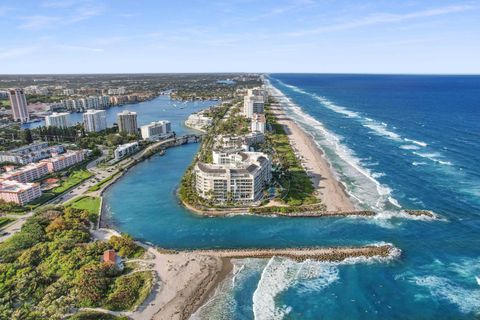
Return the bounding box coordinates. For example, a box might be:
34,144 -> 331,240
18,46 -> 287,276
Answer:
0,72 -> 480,76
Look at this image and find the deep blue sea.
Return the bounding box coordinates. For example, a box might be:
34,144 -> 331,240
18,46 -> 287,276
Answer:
104,74 -> 480,319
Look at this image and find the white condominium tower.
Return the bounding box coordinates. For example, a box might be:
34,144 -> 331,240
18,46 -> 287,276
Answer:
83,109 -> 107,132
8,88 -> 29,123
194,150 -> 272,203
140,120 -> 172,140
117,110 -> 138,134
45,112 -> 70,128
243,95 -> 265,118
251,113 -> 266,133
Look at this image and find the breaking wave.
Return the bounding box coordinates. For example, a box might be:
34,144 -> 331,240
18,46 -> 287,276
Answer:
252,243 -> 400,320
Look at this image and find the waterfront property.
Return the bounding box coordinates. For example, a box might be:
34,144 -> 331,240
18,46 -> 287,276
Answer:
185,111 -> 213,131
83,109 -> 107,132
0,142 -> 65,165
117,110 -> 138,134
194,150 -> 271,203
215,132 -> 265,150
45,112 -> 70,128
140,120 -> 172,140
251,113 -> 266,133
0,179 -> 42,205
243,87 -> 266,118
114,141 -> 139,161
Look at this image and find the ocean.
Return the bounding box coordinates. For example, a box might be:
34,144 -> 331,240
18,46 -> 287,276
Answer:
104,74 -> 480,319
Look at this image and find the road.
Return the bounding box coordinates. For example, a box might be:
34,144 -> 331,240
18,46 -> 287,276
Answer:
0,212 -> 34,242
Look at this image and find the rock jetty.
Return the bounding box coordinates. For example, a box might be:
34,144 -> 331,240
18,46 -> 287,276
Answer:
189,244 -> 397,262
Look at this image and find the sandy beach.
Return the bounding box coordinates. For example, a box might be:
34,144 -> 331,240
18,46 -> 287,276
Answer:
146,244 -> 397,319
267,90 -> 354,211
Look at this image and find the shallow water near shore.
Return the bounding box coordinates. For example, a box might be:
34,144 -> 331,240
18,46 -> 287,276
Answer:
104,75 -> 480,319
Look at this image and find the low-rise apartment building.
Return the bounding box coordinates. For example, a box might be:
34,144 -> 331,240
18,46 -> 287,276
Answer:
0,162 -> 49,183
140,120 -> 172,140
40,150 -> 85,172
114,142 -> 139,161
0,180 -> 42,205
0,143 -> 65,165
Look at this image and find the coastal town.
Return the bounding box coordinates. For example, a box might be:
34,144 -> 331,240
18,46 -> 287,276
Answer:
0,74 -> 425,320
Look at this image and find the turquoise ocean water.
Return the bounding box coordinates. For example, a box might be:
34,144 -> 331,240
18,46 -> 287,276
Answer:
104,75 -> 480,319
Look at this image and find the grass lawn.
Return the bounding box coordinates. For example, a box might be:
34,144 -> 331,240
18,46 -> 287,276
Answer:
66,196 -> 101,223
67,196 -> 101,214
27,169 -> 93,208
266,109 -> 317,206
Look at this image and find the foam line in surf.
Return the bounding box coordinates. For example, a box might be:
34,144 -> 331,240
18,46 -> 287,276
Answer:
268,82 -> 399,212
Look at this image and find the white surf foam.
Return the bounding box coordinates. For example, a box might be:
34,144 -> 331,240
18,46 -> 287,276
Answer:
414,276 -> 480,314
268,83 -> 399,214
413,152 -> 453,166
404,138 -> 428,147
252,257 -> 297,320
252,244 -> 400,320
362,121 -> 402,141
400,144 -> 421,150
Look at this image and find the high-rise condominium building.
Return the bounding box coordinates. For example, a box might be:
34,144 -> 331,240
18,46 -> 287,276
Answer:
251,113 -> 266,133
45,112 -> 70,128
194,150 -> 272,203
83,109 -> 107,132
243,95 -> 265,118
117,110 -> 138,134
8,88 -> 29,123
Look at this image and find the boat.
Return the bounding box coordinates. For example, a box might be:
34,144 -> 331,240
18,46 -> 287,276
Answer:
476,276 -> 480,286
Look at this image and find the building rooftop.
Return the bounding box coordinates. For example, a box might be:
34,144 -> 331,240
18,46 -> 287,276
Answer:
0,179 -> 38,193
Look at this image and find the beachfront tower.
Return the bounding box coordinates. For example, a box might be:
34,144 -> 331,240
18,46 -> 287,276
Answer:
8,88 -> 29,123
117,110 -> 138,135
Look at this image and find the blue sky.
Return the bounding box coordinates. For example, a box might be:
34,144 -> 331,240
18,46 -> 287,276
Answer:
1,0 -> 479,74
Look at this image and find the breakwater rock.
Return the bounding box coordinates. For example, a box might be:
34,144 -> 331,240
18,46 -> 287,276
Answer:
188,244 -> 399,262
403,210 -> 435,218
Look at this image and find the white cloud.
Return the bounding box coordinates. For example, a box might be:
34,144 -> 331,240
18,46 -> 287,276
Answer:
57,45 -> 104,52
0,47 -> 39,60
19,15 -> 61,30
19,2 -> 104,30
287,4 -> 476,36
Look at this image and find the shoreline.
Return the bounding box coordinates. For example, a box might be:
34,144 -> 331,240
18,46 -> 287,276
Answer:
267,84 -> 355,211
149,243 -> 398,320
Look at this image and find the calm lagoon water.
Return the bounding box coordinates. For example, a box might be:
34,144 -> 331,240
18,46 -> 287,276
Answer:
22,95 -> 217,135
104,75 -> 480,319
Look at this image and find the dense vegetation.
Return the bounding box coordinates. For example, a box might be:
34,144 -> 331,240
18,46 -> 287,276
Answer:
26,94 -> 63,104
0,200 -> 27,215
67,311 -> 129,320
67,196 -> 101,223
0,124 -> 27,151
0,217 -> 14,229
0,206 -> 146,319
264,105 -> 318,206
